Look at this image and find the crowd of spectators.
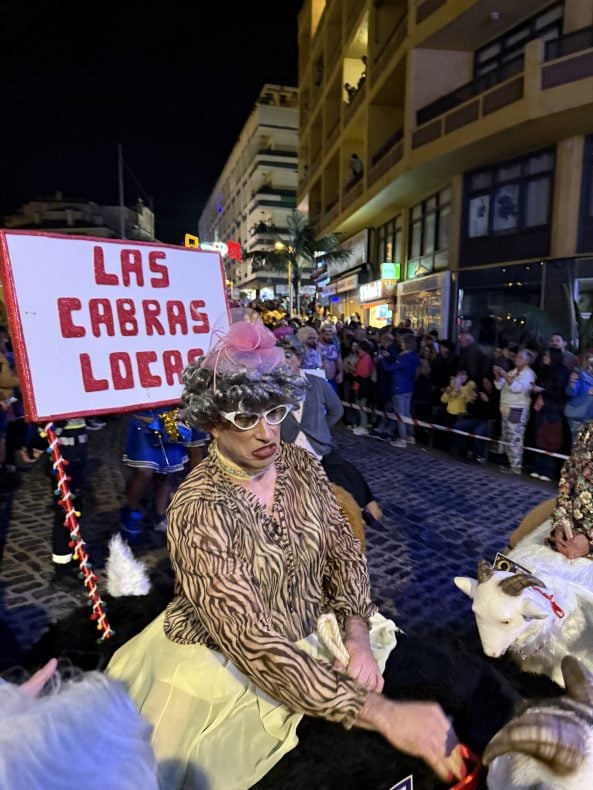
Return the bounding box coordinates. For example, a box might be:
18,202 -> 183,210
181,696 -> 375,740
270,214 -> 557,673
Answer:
246,302 -> 589,482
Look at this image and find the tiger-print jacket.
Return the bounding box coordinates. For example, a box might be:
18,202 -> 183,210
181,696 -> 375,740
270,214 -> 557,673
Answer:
164,442 -> 376,726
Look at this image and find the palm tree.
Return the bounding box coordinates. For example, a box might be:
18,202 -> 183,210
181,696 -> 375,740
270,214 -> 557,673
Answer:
243,210 -> 351,315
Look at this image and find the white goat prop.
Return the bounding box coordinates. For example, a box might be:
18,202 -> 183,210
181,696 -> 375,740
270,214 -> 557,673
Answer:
485,655 -> 593,790
454,559 -> 593,687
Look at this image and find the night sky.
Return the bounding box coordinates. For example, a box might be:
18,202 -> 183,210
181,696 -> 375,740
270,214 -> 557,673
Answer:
1,0 -> 302,243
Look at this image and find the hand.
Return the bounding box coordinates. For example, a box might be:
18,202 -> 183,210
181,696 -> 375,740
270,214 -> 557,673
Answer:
335,372 -> 343,385
358,695 -> 464,783
335,645 -> 384,693
550,528 -> 589,558
532,385 -> 544,393
555,532 -> 590,559
479,392 -> 488,401
19,658 -> 58,699
570,372 -> 580,383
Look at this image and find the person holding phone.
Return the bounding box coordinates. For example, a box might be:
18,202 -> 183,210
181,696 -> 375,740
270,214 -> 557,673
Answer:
493,349 -> 536,475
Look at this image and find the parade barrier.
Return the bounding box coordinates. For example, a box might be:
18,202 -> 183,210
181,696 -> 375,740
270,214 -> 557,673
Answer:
343,401 -> 570,461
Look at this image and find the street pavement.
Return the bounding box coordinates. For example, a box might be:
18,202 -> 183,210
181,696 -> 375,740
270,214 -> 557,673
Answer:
0,416 -> 553,662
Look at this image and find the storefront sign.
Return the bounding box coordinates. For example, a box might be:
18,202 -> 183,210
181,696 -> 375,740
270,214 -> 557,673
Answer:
359,280 -> 382,302
321,284 -> 337,298
327,229 -> 369,279
337,273 -> 359,293
381,262 -> 401,281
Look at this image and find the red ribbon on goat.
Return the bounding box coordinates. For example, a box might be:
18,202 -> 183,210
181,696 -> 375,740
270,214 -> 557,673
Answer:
449,745 -> 481,790
533,587 -> 565,619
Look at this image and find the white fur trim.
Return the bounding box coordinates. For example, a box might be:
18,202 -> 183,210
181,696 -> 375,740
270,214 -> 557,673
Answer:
105,534 -> 151,597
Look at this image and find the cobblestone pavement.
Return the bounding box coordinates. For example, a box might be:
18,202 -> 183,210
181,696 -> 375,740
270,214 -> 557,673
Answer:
0,417 -> 553,659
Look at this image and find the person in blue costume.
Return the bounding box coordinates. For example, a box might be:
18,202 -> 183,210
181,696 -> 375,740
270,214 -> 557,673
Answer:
120,407 -> 189,538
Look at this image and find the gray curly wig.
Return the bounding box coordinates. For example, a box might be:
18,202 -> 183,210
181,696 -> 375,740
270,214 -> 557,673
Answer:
182,363 -> 306,430
277,335 -> 307,360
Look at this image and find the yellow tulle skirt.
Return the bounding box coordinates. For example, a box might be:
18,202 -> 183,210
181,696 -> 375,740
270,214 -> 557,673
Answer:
107,612 -> 398,790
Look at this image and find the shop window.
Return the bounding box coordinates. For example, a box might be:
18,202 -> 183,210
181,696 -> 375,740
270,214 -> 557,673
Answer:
465,148 -> 555,240
406,187 -> 452,278
474,3 -> 563,78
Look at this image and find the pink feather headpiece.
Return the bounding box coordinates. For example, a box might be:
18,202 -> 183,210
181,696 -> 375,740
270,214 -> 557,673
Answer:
200,318 -> 286,382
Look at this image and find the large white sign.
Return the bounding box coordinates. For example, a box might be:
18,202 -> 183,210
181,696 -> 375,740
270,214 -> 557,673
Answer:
0,232 -> 229,421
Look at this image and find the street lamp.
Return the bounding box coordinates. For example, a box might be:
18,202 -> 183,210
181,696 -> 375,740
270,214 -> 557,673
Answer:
274,241 -> 293,316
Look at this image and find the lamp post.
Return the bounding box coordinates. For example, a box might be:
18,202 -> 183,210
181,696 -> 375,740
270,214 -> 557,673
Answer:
275,241 -> 294,317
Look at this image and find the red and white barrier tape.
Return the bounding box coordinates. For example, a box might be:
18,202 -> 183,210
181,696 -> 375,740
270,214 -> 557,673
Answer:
342,402 -> 569,461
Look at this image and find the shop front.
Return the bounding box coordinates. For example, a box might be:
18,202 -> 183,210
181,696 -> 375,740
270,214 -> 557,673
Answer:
359,279 -> 396,327
396,271 -> 451,338
323,272 -> 361,319
320,229 -> 369,320
456,263 -> 543,346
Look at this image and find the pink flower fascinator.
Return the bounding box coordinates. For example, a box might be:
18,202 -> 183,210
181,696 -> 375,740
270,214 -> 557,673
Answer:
200,314 -> 286,384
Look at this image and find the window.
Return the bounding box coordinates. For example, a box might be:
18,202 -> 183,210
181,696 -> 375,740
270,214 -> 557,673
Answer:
407,188 -> 452,275
474,3 -> 563,78
377,215 -> 402,265
464,148 -> 555,239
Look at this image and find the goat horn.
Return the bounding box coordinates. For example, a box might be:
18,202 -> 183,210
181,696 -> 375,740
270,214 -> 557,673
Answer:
498,573 -> 546,596
483,710 -> 586,776
562,655 -> 593,706
477,560 -> 494,582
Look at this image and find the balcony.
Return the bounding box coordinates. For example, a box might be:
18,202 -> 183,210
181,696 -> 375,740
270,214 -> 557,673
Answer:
257,148 -> 298,158
416,55 -> 524,127
311,150 -> 322,174
412,57 -> 526,151
344,80 -> 367,126
368,129 -> 404,187
326,118 -> 341,152
542,26 -> 593,90
327,44 -> 341,79
342,176 -> 364,210
415,0 -> 447,26
372,15 -> 408,78
324,195 -> 340,226
545,25 -> 593,62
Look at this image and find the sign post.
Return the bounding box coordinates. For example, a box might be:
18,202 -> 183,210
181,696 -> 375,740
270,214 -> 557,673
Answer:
0,231 -> 229,639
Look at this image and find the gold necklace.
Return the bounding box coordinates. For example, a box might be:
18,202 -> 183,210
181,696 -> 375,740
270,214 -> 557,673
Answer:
214,444 -> 269,480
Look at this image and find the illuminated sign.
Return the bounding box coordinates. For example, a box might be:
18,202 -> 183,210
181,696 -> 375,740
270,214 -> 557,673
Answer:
184,234 -> 242,261
359,280 -> 382,302
337,273 -> 359,293
381,262 -> 401,280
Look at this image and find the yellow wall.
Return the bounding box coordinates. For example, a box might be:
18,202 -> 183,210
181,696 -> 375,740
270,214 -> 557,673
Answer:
564,0 -> 593,33
408,48 -> 473,115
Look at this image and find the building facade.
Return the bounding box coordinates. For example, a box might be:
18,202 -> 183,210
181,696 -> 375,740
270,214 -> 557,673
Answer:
198,85 -> 301,302
4,192 -> 155,241
299,0 -> 593,344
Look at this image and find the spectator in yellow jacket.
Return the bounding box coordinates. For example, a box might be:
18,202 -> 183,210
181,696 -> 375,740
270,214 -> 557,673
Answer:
441,370 -> 477,417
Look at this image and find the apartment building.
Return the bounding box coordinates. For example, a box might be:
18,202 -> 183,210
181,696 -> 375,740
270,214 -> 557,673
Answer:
4,193 -> 155,241
199,85 -> 300,302
298,0 -> 593,342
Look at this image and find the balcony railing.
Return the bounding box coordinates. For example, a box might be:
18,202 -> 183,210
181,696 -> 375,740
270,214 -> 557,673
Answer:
257,148 -> 298,158
373,15 -> 408,75
326,118 -> 341,151
545,25 -> 593,62
344,81 -> 367,125
416,55 -> 524,127
342,177 -> 363,209
311,150 -> 322,173
370,128 -> 403,168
